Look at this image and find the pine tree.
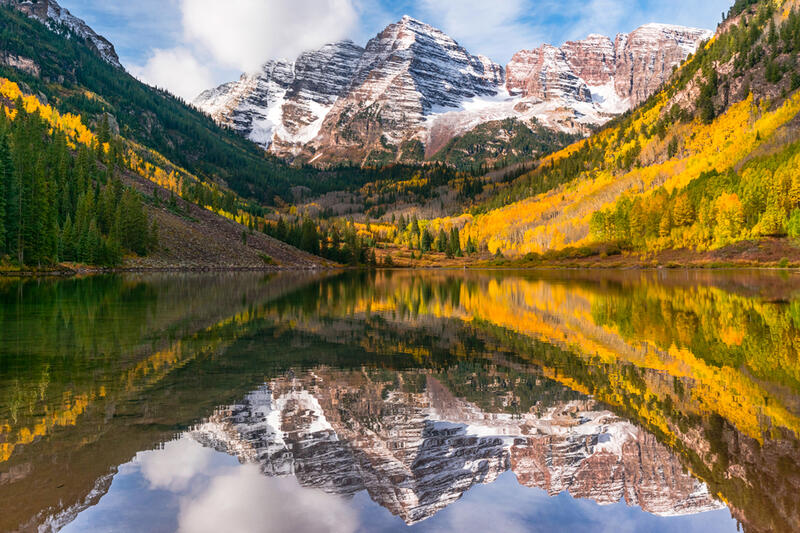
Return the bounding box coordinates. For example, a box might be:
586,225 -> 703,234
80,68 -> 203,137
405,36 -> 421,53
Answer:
435,229 -> 448,253
86,220 -> 100,264
60,215 -> 75,261
275,216 -> 287,241
118,188 -> 149,255
449,227 -> 462,257
420,229 -> 433,253
300,218 -> 319,255
397,214 -> 406,234
42,180 -> 59,263
98,114 -> 111,145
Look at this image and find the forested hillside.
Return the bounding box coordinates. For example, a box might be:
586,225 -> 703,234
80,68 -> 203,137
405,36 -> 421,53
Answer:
431,118 -> 581,170
0,74 -> 332,269
0,5 -> 333,204
438,0 -> 800,260
0,79 -> 154,267
0,5 -> 358,269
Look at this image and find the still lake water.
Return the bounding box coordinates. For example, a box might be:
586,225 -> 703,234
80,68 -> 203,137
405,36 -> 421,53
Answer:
1,270 -> 799,532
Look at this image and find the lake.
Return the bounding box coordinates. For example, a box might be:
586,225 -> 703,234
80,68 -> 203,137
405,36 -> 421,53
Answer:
1,270 -> 799,532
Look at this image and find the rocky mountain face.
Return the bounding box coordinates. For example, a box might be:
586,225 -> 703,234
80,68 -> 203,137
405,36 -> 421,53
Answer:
507,24 -> 714,110
195,17 -> 711,165
196,41 -> 364,155
309,16 -> 505,164
190,371 -> 723,524
0,0 -> 122,68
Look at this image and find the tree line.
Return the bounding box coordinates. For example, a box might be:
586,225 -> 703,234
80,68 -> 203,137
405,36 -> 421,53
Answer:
392,213 -> 473,258
264,217 -> 378,266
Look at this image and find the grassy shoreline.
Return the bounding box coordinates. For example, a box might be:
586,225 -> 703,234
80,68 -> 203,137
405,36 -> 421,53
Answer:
5,237 -> 800,277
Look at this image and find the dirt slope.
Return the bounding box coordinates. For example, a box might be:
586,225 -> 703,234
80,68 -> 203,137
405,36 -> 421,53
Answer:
121,171 -> 334,270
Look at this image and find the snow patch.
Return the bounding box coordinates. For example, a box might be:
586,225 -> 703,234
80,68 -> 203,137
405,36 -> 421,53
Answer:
588,82 -> 630,114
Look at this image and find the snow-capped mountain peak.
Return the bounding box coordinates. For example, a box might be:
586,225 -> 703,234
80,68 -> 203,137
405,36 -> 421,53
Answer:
194,19 -> 712,165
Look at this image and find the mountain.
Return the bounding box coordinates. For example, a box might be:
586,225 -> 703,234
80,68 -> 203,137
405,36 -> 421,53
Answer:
0,0 -> 121,67
196,17 -> 711,166
197,41 -> 365,157
190,372 -> 723,525
506,24 -> 714,112
0,1 -> 355,206
0,2 -> 336,269
453,0 -> 800,261
307,16 -> 505,165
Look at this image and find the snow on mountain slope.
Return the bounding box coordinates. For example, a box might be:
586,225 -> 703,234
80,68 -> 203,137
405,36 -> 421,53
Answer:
195,17 -> 712,165
306,15 -> 505,163
195,41 -> 364,155
506,23 -> 714,115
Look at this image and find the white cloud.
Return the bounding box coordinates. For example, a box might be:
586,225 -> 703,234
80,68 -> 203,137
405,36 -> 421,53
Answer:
130,47 -> 216,101
180,0 -> 359,72
177,464 -> 359,533
136,438 -> 215,492
127,0 -> 359,99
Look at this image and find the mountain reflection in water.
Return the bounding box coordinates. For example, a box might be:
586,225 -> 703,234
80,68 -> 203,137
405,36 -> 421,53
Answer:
1,270 -> 799,532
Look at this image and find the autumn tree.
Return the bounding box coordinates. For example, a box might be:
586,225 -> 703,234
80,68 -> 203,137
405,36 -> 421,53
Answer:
714,193 -> 745,246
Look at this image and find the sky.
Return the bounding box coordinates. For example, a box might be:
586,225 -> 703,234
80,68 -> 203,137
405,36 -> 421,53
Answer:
60,0 -> 736,101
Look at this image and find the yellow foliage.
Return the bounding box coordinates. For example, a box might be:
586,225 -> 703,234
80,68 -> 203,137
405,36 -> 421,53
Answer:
454,91 -> 800,256
0,78 -> 96,148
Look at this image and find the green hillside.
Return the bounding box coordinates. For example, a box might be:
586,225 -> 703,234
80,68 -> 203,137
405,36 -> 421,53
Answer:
0,5 -> 328,204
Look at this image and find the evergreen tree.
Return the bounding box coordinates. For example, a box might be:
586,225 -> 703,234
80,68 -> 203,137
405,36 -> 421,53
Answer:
97,114 -> 111,145
300,218 -> 320,255
435,229 -> 448,253
420,229 -> 433,253
60,215 -> 74,261
274,217 -> 286,241
449,227 -> 463,257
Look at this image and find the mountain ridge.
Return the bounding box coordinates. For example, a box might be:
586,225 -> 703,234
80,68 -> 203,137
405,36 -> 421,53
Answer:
0,0 -> 121,67
195,16 -> 712,166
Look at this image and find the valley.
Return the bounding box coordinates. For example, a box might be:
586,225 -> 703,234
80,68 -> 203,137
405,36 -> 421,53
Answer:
3,4 -> 800,532
0,0 -> 798,272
